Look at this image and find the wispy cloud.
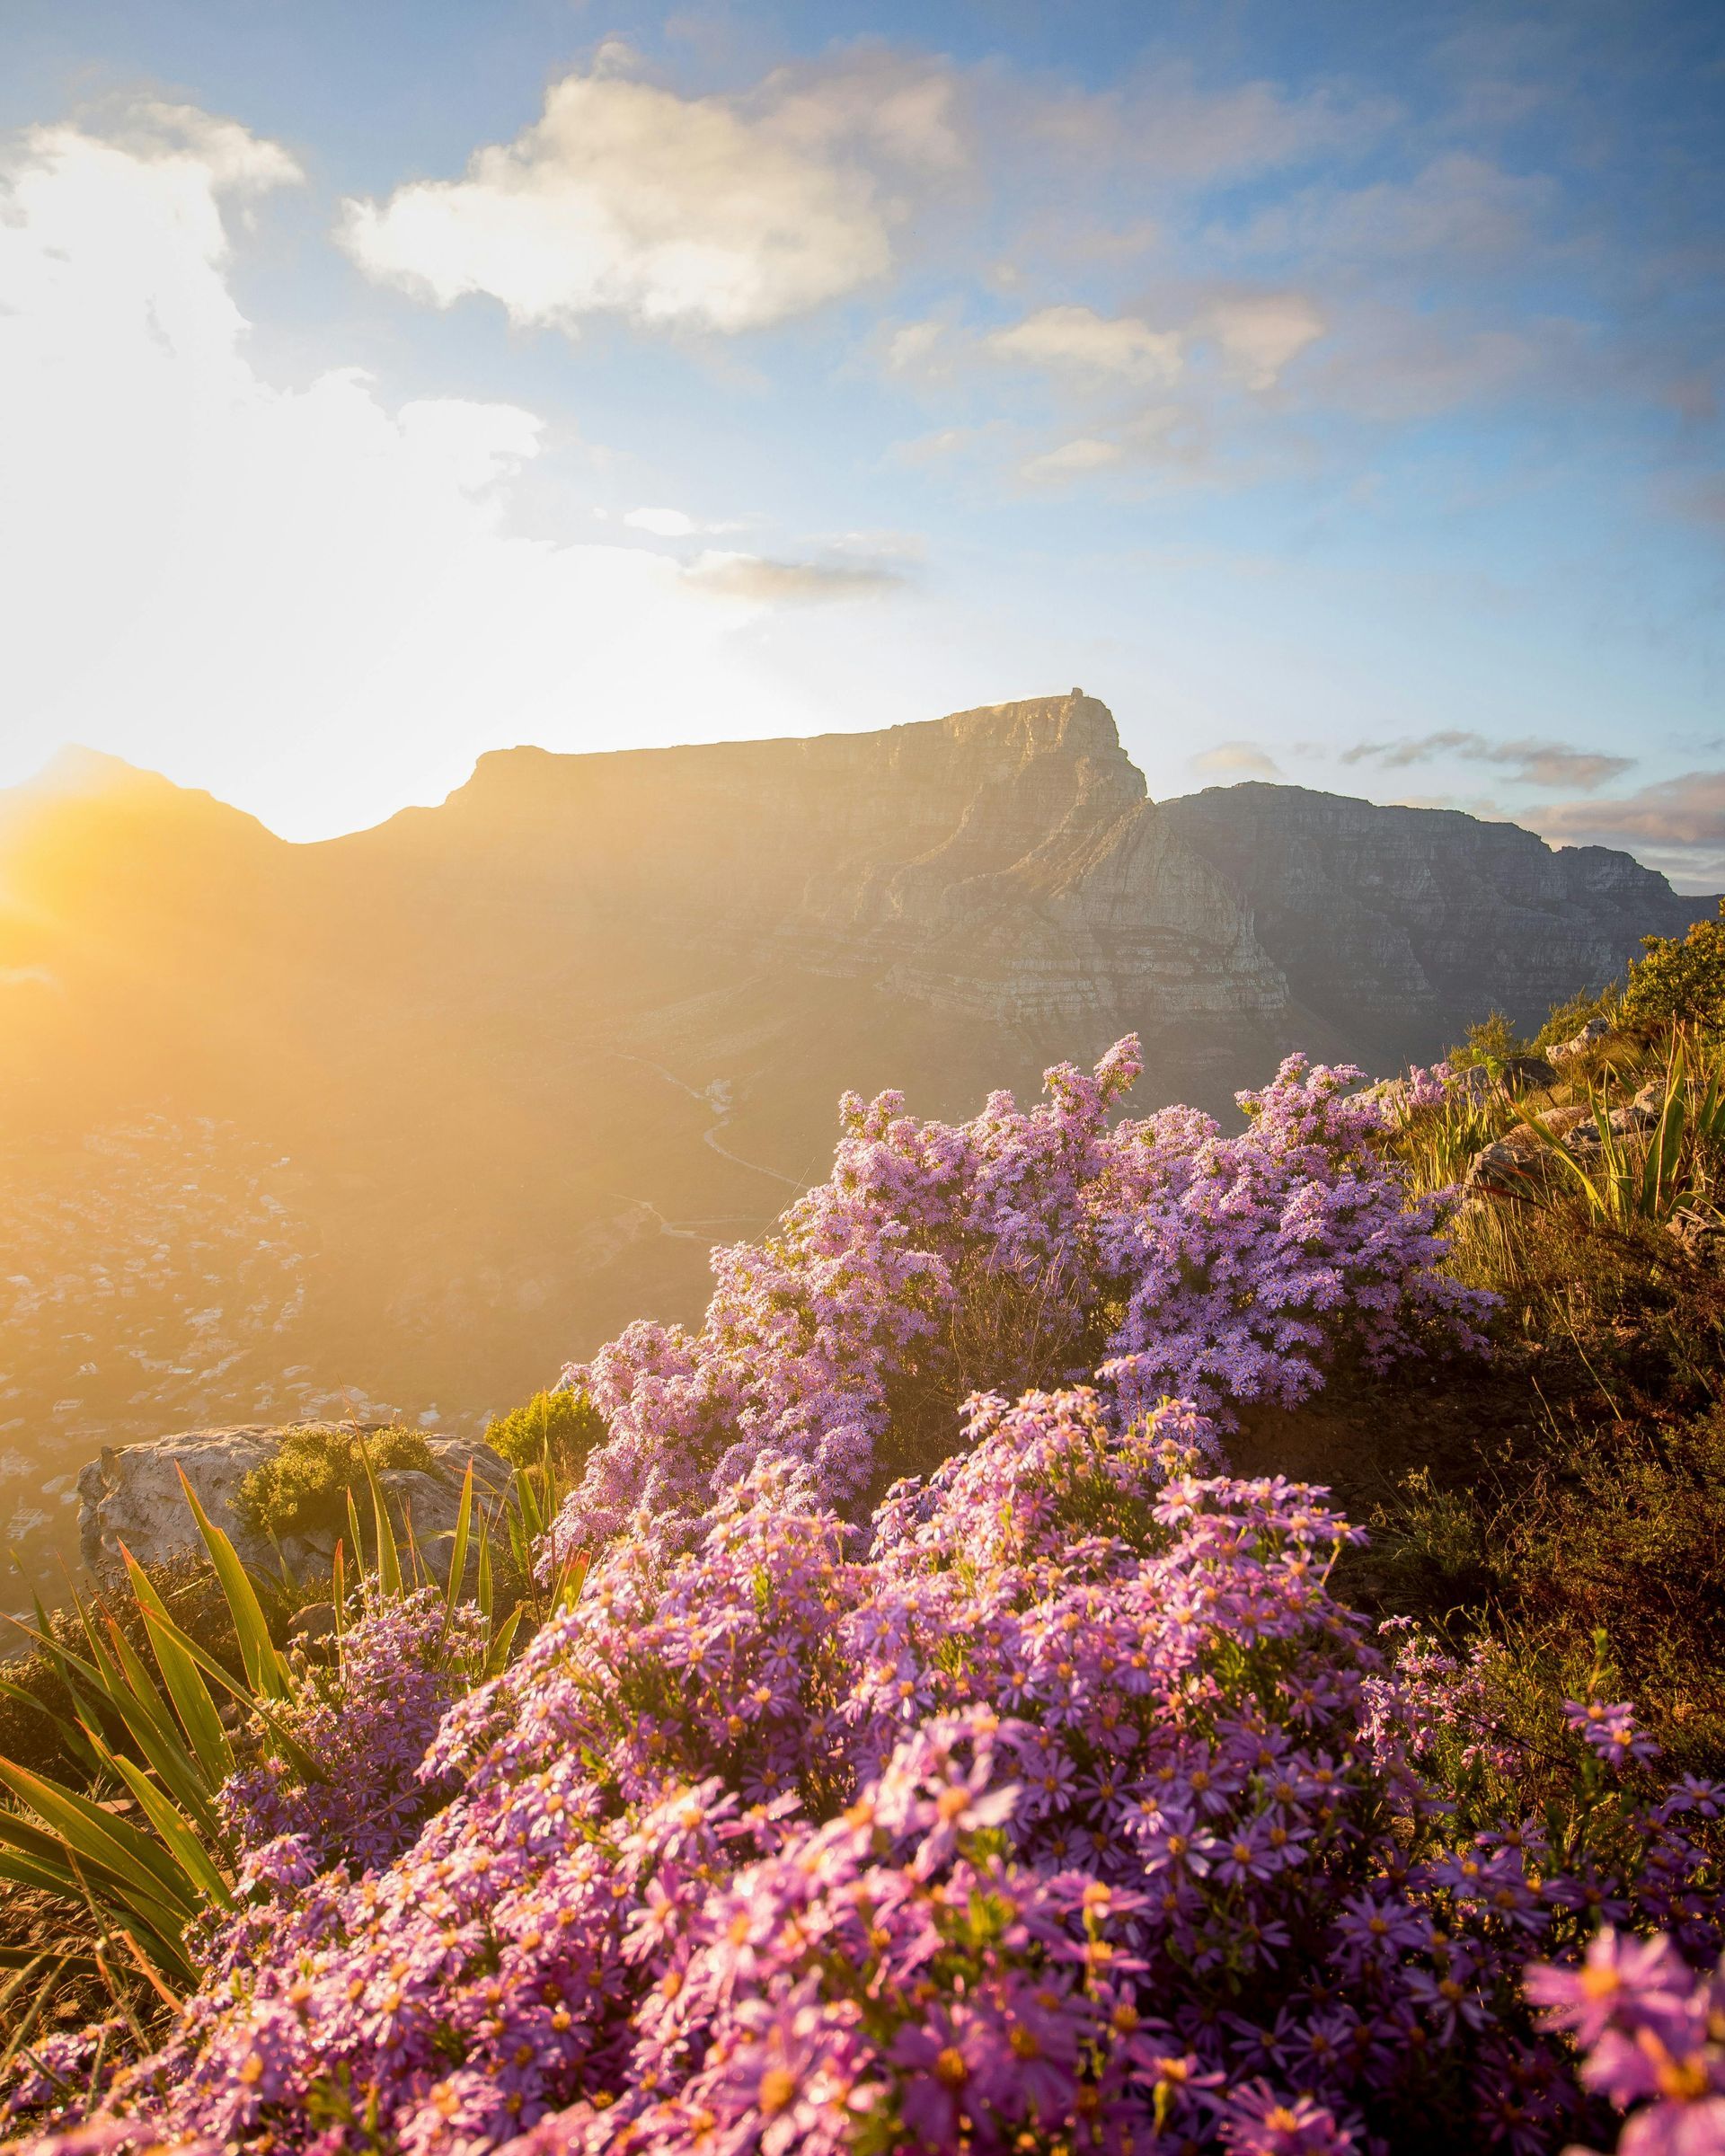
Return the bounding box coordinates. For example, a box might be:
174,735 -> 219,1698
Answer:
1534,773 -> 1725,850
1341,730 -> 1633,791
623,507 -> 748,537
681,552 -> 907,603
1190,740 -> 1282,779
1532,773 -> 1725,890
1226,154 -> 1555,266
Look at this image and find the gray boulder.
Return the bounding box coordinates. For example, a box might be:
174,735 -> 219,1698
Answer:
1549,1016 -> 1614,1065
1448,1065 -> 1496,1105
76,1424 -> 512,1586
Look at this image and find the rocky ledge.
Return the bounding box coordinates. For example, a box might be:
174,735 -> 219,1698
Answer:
76,1425 -> 512,1584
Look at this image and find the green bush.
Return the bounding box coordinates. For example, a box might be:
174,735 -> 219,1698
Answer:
234,1423 -> 433,1543
1532,979 -> 1620,1050
1445,1008 -> 1530,1069
1623,900 -> 1725,1034
484,1388 -> 607,1481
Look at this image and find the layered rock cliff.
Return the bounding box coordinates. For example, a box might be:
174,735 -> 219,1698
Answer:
1157,782 -> 1712,1066
354,691 -> 1287,1031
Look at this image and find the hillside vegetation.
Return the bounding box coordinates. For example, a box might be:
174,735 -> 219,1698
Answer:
4,914 -> 1725,2156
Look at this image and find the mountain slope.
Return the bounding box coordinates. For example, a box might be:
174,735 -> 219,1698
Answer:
0,692 -> 1712,1588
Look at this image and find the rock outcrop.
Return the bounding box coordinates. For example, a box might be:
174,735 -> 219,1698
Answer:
76,1426 -> 511,1583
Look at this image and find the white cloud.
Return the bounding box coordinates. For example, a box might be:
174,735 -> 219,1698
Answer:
986,305 -> 1182,385
1200,292 -> 1326,390
0,105 -> 905,839
1190,740 -> 1282,779
339,57 -> 955,336
624,507 -> 699,537
1018,437 -> 1124,482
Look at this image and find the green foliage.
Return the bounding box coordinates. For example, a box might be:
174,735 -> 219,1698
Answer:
483,1387 -> 606,1481
0,1456 -> 526,2009
1369,995 -> 1725,1793
0,1554 -> 243,1786
1532,979 -> 1620,1051
1388,1091 -> 1508,1195
1623,899 -> 1725,1034
1506,1043 -> 1725,1230
1446,1008 -> 1530,1070
233,1422 -> 432,1545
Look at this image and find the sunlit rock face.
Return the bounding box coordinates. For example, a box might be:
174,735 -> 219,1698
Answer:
401,690 -> 1287,1029
75,1426 -> 509,1580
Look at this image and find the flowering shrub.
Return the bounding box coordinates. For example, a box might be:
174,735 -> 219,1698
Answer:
549,1040 -> 1491,1562
13,1389 -> 1719,2156
221,1588 -> 488,1886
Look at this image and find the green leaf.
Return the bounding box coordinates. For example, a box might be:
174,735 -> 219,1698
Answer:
105,1753 -> 233,1910
360,1445 -> 402,1601
0,1674 -> 102,1777
346,1487 -> 367,1586
0,1763 -> 198,1925
121,1549 -> 234,1788
116,1597 -> 323,1786
177,1468 -> 292,1700
443,1462 -> 474,1626
483,1604 -> 524,1679
91,1613 -> 216,1832
475,1513 -> 494,1625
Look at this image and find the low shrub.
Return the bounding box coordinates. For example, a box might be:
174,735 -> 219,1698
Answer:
1533,981 -> 1621,1052
483,1387 -> 607,1481
1447,1008 -> 1533,1069
233,1422 -> 433,1545
1623,901 -> 1725,1036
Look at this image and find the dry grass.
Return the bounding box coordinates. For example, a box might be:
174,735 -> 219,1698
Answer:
1349,1023 -> 1725,1782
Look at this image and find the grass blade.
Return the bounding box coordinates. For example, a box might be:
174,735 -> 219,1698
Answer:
475,1511 -> 494,1625
115,1598 -> 323,1786
92,1615 -> 217,1834
361,1445 -> 402,1601
0,1763 -> 198,1924
176,1468 -> 291,1701
121,1548 -> 234,1787
105,1754 -> 233,1910
482,1604 -> 524,1679
443,1462 -> 474,1624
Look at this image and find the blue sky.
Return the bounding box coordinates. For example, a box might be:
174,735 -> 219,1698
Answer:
3,1 -> 1724,881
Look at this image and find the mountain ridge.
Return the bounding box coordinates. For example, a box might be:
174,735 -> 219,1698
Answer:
0,690 -> 1715,1595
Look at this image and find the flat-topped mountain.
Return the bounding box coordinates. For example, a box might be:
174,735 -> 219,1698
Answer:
0,692 -> 1710,1586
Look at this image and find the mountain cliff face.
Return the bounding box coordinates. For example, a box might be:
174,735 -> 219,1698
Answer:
0,693 -> 1712,1592
359,693 -> 1286,1032
1157,782 -> 1712,1065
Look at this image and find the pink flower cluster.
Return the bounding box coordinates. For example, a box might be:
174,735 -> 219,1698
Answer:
1528,1928 -> 1725,2154
17,1390 -> 1719,2156
549,1041 -> 1491,1561
220,1589 -> 488,1886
